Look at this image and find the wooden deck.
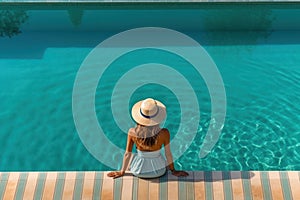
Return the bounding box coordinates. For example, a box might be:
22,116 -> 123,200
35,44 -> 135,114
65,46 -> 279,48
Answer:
0,171 -> 300,199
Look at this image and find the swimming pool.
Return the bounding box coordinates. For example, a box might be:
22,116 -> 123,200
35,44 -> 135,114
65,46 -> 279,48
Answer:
0,2 -> 300,171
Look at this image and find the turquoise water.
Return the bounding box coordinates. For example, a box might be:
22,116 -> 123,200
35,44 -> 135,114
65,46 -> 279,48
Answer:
1,3 -> 300,171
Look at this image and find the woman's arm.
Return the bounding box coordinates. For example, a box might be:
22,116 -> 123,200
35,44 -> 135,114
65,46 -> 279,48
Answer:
163,129 -> 189,177
163,129 -> 175,171
107,131 -> 134,178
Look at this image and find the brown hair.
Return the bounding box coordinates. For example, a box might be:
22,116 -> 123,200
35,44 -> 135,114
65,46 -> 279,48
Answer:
133,124 -> 161,147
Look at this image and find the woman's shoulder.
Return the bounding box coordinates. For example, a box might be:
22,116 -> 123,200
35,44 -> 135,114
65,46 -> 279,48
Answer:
158,128 -> 170,137
128,127 -> 135,132
160,128 -> 169,133
128,128 -> 137,138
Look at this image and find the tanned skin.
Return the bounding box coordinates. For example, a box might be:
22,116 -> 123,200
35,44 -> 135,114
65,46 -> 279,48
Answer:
107,127 -> 189,179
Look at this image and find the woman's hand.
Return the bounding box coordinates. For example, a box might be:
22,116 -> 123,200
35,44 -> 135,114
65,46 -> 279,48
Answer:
107,171 -> 125,179
171,170 -> 189,177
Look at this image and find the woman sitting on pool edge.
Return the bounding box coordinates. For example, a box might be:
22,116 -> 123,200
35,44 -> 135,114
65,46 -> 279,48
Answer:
108,98 -> 189,179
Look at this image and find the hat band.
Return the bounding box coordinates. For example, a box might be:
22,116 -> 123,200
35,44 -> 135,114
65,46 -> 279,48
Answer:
140,107 -> 159,119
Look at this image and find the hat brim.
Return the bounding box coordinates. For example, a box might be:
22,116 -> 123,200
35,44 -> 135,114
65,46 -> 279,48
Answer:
131,100 -> 166,126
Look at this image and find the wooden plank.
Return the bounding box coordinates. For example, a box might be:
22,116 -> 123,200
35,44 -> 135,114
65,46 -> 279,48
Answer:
138,178 -> 149,200
53,172 -> 65,200
23,172 -> 39,200
14,173 -> 28,200
212,171 -> 224,200
33,173 -> 46,200
230,171 -> 244,200
0,173 -> 9,200
159,174 -> 167,200
260,171 -> 272,199
3,172 -> 19,200
268,171 -> 284,200
82,172 -> 95,199
101,172 -> 114,200
121,178 -> 133,200
149,178 -> 159,200
279,172 -> 292,200
241,171 -> 252,200
167,172 -> 178,200
186,172 -> 195,200
42,172 -> 57,200
250,171 -> 264,200
194,171 -> 205,200
288,171 -> 300,200
222,171 -> 233,200
93,172 -> 103,199
61,172 -> 76,199
114,176 -> 122,200
74,172 -> 85,200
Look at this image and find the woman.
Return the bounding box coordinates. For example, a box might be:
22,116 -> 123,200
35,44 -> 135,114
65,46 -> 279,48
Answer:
108,98 -> 188,178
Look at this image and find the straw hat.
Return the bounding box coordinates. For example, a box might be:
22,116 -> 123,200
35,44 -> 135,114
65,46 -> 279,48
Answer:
131,98 -> 166,126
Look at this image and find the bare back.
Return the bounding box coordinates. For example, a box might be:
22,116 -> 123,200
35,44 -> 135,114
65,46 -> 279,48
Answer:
129,128 -> 169,152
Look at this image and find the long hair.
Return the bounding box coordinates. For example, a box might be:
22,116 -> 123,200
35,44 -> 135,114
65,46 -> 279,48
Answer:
133,124 -> 161,147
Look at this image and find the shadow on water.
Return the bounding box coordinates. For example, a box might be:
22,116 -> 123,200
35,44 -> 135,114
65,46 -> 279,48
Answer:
0,10 -> 28,38
202,5 -> 274,46
67,8 -> 84,27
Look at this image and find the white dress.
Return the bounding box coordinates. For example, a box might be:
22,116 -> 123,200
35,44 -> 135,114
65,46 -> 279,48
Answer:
130,149 -> 166,178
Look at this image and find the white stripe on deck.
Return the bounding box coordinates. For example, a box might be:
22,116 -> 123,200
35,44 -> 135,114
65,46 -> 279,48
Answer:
3,172 -> 19,200
61,172 -> 76,199
212,171 -> 224,200
23,172 -> 39,200
82,171 -> 95,199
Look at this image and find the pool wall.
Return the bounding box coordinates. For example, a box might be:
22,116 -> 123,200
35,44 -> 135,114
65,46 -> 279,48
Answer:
1,2 -> 300,32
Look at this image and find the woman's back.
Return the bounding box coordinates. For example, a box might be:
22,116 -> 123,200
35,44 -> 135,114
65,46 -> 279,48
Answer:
129,126 -> 168,152
129,126 -> 168,178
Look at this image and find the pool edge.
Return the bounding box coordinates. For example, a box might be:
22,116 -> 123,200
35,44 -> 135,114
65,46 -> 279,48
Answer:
1,171 -> 300,199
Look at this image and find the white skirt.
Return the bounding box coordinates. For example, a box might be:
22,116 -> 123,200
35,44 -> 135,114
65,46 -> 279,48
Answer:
130,149 -> 166,178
